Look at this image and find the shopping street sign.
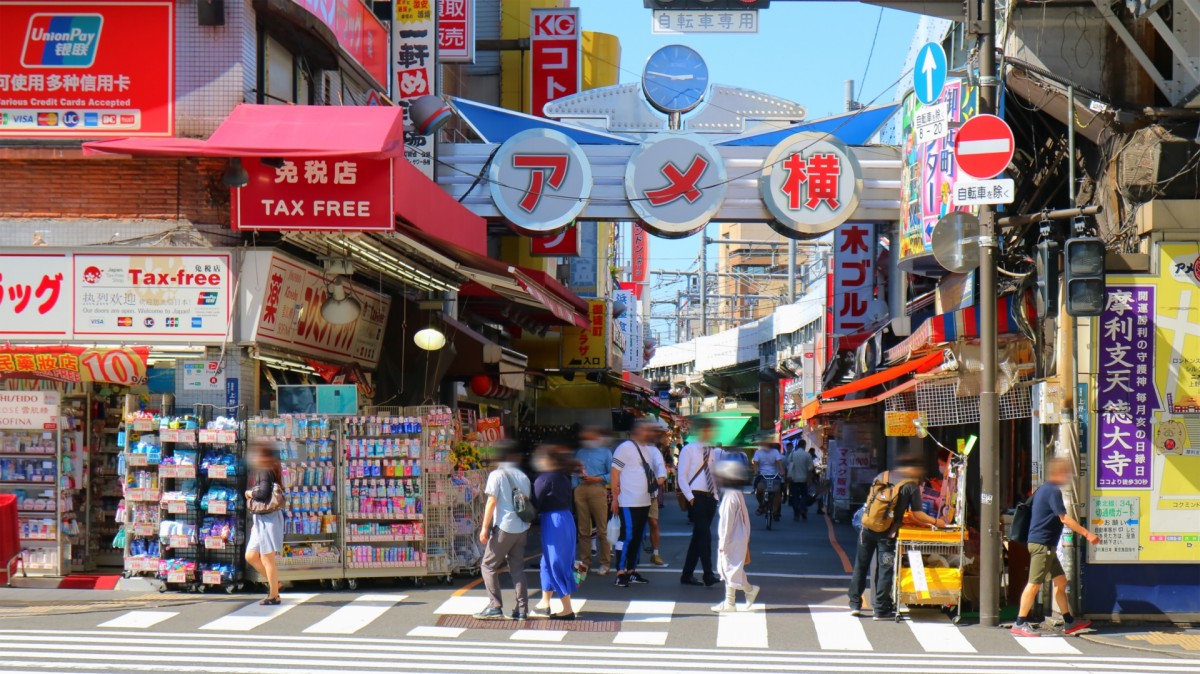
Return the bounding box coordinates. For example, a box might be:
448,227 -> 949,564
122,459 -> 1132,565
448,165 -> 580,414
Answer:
954,114 -> 1015,179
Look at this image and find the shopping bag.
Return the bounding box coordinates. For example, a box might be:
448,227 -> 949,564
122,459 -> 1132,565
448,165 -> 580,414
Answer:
573,560 -> 588,586
606,514 -> 621,546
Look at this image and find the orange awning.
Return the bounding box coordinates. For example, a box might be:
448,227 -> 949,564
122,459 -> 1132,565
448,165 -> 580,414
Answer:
802,379 -> 918,420
820,351 -> 944,400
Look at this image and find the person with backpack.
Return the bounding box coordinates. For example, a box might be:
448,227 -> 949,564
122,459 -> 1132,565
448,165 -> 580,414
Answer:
1010,457 -> 1099,637
847,450 -> 945,620
475,442 -> 533,621
610,420 -> 659,588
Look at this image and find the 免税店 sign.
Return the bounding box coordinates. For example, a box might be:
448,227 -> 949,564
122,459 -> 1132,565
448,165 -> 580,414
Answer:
232,157 -> 394,232
0,1 -> 174,138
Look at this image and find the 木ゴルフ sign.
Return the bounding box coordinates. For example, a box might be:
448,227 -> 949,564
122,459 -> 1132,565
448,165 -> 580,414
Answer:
0,1 -> 174,138
760,132 -> 863,238
530,8 -> 580,117
626,133 -> 727,238
953,114 -> 1014,179
232,157 -> 394,232
489,129 -> 590,235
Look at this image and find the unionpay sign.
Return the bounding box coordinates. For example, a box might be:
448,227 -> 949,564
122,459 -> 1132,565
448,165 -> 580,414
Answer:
0,1 -> 174,138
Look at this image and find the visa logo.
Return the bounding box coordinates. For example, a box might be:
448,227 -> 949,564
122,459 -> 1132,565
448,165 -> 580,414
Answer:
90,318 -> 104,326
22,14 -> 103,68
2,113 -> 36,125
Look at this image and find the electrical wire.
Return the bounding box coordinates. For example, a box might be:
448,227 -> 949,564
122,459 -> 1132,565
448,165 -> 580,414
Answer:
858,8 -> 885,104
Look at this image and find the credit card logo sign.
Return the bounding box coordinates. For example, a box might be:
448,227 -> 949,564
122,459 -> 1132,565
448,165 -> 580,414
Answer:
22,14 -> 103,68
197,292 -> 218,306
119,114 -> 135,125
36,112 -> 58,126
116,316 -> 133,327
83,112 -> 98,127
62,111 -> 79,127
191,317 -> 203,328
101,114 -> 117,126
165,317 -> 179,328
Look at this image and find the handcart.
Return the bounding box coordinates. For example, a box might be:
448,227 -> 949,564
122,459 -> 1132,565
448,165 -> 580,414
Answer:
893,525 -> 967,622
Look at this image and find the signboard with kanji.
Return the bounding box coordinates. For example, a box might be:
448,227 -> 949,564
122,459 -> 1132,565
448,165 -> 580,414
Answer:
560,298 -> 607,370
1090,496 -> 1140,562
652,10 -> 758,33
437,0 -> 474,63
0,1 -> 174,137
394,0 -> 436,178
630,225 -> 649,300
626,133 -> 727,237
830,223 -> 880,336
759,132 -> 863,238
488,128 -> 590,234
530,8 -> 580,117
293,0 -> 388,88
0,345 -> 149,386
231,157 -> 394,232
0,253 -> 72,339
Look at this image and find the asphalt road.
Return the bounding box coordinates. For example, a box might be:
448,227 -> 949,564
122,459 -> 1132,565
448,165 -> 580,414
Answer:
0,494 -> 1190,673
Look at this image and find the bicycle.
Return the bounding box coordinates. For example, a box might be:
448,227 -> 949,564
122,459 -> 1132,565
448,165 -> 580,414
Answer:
762,475 -> 783,530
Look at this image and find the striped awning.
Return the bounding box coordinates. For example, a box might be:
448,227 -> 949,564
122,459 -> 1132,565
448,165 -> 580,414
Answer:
886,295 -> 1030,363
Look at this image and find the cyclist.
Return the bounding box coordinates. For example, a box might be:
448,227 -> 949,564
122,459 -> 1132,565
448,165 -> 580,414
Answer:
752,440 -> 785,521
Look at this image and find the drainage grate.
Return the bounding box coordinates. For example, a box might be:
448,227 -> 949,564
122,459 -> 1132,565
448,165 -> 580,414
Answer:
436,614 -> 622,632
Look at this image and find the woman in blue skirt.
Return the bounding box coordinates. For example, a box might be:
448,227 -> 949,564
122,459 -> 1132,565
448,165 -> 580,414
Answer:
531,445 -> 579,620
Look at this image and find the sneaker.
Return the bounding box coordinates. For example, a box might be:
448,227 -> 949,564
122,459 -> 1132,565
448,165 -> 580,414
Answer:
629,572 -> 650,584
650,554 -> 667,567
473,607 -> 504,620
615,574 -> 630,588
510,609 -> 528,621
1010,623 -> 1041,637
710,601 -> 737,613
873,610 -> 897,621
849,607 -> 864,617
743,585 -> 760,611
1063,618 -> 1093,635
597,565 -> 610,576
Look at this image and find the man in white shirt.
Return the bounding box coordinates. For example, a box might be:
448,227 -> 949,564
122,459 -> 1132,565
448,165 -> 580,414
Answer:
678,418 -> 720,587
786,440 -> 815,521
753,440 -> 785,520
476,443 -> 532,620
610,420 -> 659,588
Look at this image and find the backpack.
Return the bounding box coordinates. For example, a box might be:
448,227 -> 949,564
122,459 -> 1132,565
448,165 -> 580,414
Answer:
1009,491 -> 1036,543
502,469 -> 537,523
860,471 -> 915,533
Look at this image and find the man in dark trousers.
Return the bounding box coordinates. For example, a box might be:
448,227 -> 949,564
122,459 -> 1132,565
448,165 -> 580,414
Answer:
677,418 -> 720,587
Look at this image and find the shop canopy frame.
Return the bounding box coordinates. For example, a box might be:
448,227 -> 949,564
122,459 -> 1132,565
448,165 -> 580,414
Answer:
801,351 -> 946,421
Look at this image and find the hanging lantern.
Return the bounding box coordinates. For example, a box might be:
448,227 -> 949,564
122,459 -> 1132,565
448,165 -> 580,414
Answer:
470,375 -> 494,397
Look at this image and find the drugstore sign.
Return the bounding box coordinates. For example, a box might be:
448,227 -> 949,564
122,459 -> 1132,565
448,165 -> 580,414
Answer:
0,390 -> 60,430
0,345 -> 150,387
0,1 -> 174,138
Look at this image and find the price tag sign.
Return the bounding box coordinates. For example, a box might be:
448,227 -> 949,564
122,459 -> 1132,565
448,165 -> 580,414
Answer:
131,523 -> 157,537
198,430 -> 218,443
217,430 -> 238,444
208,465 -> 227,479
166,501 -> 187,514
128,454 -> 149,467
204,537 -> 226,550
175,465 -> 196,479
132,420 -> 157,432
178,430 -> 196,443
160,429 -> 179,442
159,465 -> 176,478
167,570 -> 187,584
202,570 -> 223,585
209,500 -> 227,515
168,535 -> 190,548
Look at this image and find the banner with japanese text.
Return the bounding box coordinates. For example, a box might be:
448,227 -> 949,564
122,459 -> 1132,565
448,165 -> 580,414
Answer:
0,345 -> 150,386
393,0 -> 436,178
559,299 -> 607,370
437,0 -> 474,63
830,223 -> 881,340
0,1 -> 173,137
530,7 -> 580,117
1090,242 -> 1200,563
231,156 -> 394,231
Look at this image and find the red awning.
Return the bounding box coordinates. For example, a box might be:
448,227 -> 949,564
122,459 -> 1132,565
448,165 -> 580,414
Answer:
391,158 -> 486,256
83,104 -> 406,159
802,379 -> 919,420
820,351 -> 945,400
511,268 -> 587,328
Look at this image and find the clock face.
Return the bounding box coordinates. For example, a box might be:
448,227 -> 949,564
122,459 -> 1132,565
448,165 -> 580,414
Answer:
642,44 -> 709,114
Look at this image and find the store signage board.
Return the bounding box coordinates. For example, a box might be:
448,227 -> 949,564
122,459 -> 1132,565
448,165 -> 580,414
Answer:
626,133 -> 727,238
953,114 -> 1014,179
952,178 -> 1014,206
476,417 -> 503,443
530,7 -> 580,117
0,253 -> 72,338
914,42 -> 947,106
567,225 -> 599,298
438,0 -> 475,63
0,391 -> 59,430
830,223 -> 881,336
652,10 -> 758,34
231,157 -> 394,232
1095,285 -> 1156,491
240,251 -> 391,368
760,132 -> 863,238
530,228 -> 581,257
0,1 -> 174,138
913,102 -> 949,144
489,129 -> 591,235
181,360 -> 225,392
292,0 -> 389,88
615,289 -> 644,372
885,411 -> 924,437
630,225 -> 649,300
1090,496 -> 1140,562
560,298 -> 608,370
394,0 -> 436,178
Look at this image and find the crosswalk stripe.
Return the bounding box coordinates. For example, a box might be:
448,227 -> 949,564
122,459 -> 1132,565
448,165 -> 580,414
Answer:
904,615 -> 976,653
1014,636 -> 1081,655
612,631 -> 668,646
809,606 -> 872,651
303,594 -> 407,634
716,606 -> 768,648
97,611 -> 178,629
621,600 -> 674,623
199,593 -> 317,631
406,626 -> 465,638
540,598 -> 587,615
511,629 -> 567,642
433,596 -> 491,615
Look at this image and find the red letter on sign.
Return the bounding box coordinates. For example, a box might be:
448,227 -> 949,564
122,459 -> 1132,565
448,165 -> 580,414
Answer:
512,154 -> 569,213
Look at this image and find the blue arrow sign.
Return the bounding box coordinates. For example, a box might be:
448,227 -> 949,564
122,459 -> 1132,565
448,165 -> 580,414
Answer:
915,42 -> 948,106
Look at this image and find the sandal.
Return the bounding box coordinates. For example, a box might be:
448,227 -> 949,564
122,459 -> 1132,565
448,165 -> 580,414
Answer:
259,597 -> 281,606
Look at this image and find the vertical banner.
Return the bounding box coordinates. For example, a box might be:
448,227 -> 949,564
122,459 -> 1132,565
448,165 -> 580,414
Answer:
437,0 -> 474,63
1095,286 -> 1157,490
530,7 -> 580,117
614,288 -> 643,372
630,224 -> 649,300
394,0 -> 437,178
830,223 -> 877,336
567,225 -> 599,298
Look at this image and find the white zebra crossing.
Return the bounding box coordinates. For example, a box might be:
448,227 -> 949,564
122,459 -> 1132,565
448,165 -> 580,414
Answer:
809,605 -> 872,651
198,593 -> 316,631
614,599 -> 674,646
1014,635 -> 1082,655
904,612 -> 976,653
716,605 -> 768,648
303,594 -> 407,634
98,611 -> 178,629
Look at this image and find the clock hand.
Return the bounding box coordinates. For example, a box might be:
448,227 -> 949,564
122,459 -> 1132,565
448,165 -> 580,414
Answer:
646,70 -> 677,79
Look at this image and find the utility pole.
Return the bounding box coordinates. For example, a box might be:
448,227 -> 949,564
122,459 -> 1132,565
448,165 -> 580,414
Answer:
976,0 -> 1002,629
788,239 -> 797,304
699,233 -> 708,337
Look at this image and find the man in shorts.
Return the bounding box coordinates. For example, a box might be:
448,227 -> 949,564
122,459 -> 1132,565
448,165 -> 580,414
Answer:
644,421 -> 670,566
1011,458 -> 1100,637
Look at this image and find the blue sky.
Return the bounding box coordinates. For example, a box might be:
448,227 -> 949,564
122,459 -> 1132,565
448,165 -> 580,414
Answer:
569,1 -> 919,343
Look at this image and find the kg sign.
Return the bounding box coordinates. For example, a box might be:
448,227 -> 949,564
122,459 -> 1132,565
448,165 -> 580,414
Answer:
231,156 -> 394,232
760,132 -> 863,239
489,129 -> 591,235
530,8 -> 580,117
626,133 -> 727,238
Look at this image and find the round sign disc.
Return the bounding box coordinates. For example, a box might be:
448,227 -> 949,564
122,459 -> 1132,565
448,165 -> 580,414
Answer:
953,114 -> 1015,180
489,129 -> 591,235
759,132 -> 863,240
625,133 -> 727,238
931,212 -> 981,273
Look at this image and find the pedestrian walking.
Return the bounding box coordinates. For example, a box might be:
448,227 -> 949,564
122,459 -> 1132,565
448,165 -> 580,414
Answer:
847,449 -> 944,620
645,421 -> 670,567
574,427 -> 612,575
710,459 -> 759,612
678,417 -> 720,587
786,440 -> 814,521
610,420 -> 659,588
245,440 -> 286,606
1010,458 -> 1098,637
531,445 -> 580,620
476,442 -> 532,621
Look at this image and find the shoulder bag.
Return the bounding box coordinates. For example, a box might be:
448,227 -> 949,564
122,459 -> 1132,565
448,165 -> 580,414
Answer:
248,483 -> 285,515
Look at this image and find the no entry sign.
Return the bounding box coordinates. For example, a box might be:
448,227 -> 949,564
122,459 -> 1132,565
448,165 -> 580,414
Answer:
954,114 -> 1014,180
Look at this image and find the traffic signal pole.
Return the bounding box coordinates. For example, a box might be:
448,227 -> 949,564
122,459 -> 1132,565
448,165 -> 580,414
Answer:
976,0 -> 1001,629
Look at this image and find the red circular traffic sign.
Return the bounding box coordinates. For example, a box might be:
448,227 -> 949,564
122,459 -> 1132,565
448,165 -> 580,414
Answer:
954,114 -> 1014,179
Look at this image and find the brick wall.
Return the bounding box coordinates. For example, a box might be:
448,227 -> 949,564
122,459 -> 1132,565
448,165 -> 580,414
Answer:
0,157 -> 229,224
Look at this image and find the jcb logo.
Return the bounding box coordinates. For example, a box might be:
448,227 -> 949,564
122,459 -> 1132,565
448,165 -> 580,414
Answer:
533,12 -> 577,37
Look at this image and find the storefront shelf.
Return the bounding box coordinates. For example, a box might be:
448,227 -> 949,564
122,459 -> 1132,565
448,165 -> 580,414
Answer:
0,481 -> 55,487
0,453 -> 55,458
345,535 -> 424,543
344,514 -> 424,521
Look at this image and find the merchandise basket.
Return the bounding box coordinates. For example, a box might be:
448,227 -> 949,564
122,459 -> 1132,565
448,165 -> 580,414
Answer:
892,526 -> 967,622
